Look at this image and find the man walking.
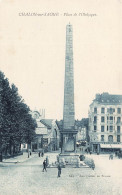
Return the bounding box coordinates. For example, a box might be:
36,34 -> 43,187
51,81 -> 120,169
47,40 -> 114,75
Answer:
42,160 -> 47,172
57,163 -> 61,177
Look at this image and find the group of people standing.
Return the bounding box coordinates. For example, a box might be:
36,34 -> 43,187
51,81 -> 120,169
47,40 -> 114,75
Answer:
109,151 -> 122,160
42,158 -> 62,178
38,151 -> 44,157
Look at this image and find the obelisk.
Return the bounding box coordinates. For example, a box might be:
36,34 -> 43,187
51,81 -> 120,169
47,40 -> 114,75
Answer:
63,23 -> 75,131
60,24 -> 78,159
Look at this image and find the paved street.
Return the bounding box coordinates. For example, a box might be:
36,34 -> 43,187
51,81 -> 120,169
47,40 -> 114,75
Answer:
0,152 -> 122,195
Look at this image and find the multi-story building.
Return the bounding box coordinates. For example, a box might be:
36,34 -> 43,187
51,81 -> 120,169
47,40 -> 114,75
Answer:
89,93 -> 122,153
75,119 -> 89,142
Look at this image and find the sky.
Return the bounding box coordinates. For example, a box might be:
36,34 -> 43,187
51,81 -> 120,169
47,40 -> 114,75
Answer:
0,0 -> 122,120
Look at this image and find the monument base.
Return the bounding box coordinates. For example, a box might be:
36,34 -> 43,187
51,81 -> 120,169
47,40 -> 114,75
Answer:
58,153 -> 80,167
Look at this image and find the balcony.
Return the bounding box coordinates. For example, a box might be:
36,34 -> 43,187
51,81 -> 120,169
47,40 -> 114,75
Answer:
116,121 -> 122,125
109,130 -> 113,132
107,120 -> 113,124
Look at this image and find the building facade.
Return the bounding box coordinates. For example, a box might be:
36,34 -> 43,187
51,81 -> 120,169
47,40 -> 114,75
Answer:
75,119 -> 89,152
30,110 -> 60,152
75,119 -> 89,142
89,93 -> 122,153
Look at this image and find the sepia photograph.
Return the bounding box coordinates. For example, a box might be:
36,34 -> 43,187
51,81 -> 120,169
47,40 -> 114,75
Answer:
0,0 -> 122,194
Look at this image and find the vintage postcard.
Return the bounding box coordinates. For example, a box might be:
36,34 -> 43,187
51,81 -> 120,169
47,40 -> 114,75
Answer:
0,0 -> 122,195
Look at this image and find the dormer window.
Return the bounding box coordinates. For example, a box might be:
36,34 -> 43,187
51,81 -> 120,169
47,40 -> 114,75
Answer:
94,107 -> 97,114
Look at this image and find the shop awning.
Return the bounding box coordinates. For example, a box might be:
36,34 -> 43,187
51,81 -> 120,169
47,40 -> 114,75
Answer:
100,144 -> 122,149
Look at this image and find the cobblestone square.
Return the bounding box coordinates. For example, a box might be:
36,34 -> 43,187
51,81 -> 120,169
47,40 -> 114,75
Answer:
0,153 -> 122,195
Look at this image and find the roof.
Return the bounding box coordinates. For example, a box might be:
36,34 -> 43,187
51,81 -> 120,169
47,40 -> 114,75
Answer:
75,118 -> 89,127
40,119 -> 53,129
93,93 -> 122,105
56,120 -> 63,130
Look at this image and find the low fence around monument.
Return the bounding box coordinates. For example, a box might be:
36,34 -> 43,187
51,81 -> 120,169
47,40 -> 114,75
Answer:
84,157 -> 95,169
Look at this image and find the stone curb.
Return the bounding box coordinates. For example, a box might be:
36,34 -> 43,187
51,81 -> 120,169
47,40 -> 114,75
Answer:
0,153 -> 37,166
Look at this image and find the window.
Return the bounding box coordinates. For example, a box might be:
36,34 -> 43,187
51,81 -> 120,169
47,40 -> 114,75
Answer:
117,135 -> 120,142
94,116 -> 97,123
107,126 -> 108,131
117,126 -> 120,133
94,107 -> 97,114
110,116 -> 113,124
23,144 -> 26,148
110,126 -> 113,132
107,108 -> 115,114
101,116 -> 105,123
117,108 -> 121,114
33,143 -> 37,150
101,135 -> 104,142
39,143 -> 42,148
101,107 -> 105,114
110,108 -> 113,114
101,126 -> 104,132
117,117 -> 121,123
110,116 -> 113,120
107,116 -> 113,124
108,135 -> 113,142
94,126 -> 97,131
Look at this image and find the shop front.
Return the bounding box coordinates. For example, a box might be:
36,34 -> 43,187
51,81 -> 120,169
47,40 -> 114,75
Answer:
100,144 -> 122,153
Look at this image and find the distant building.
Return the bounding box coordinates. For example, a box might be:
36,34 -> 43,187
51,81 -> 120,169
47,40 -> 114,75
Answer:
21,109 -> 45,152
89,93 -> 122,153
75,119 -> 89,141
30,110 -> 60,152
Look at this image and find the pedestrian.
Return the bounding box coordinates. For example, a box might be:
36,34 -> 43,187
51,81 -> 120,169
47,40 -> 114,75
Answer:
109,154 -> 111,160
46,156 -> 49,166
38,151 -> 40,157
109,154 -> 113,160
57,163 -> 62,177
118,152 -> 120,159
111,154 -> 113,160
41,151 -> 44,157
42,160 -> 47,172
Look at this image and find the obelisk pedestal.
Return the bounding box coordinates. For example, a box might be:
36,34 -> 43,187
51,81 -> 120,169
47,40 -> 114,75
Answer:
59,24 -> 79,167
